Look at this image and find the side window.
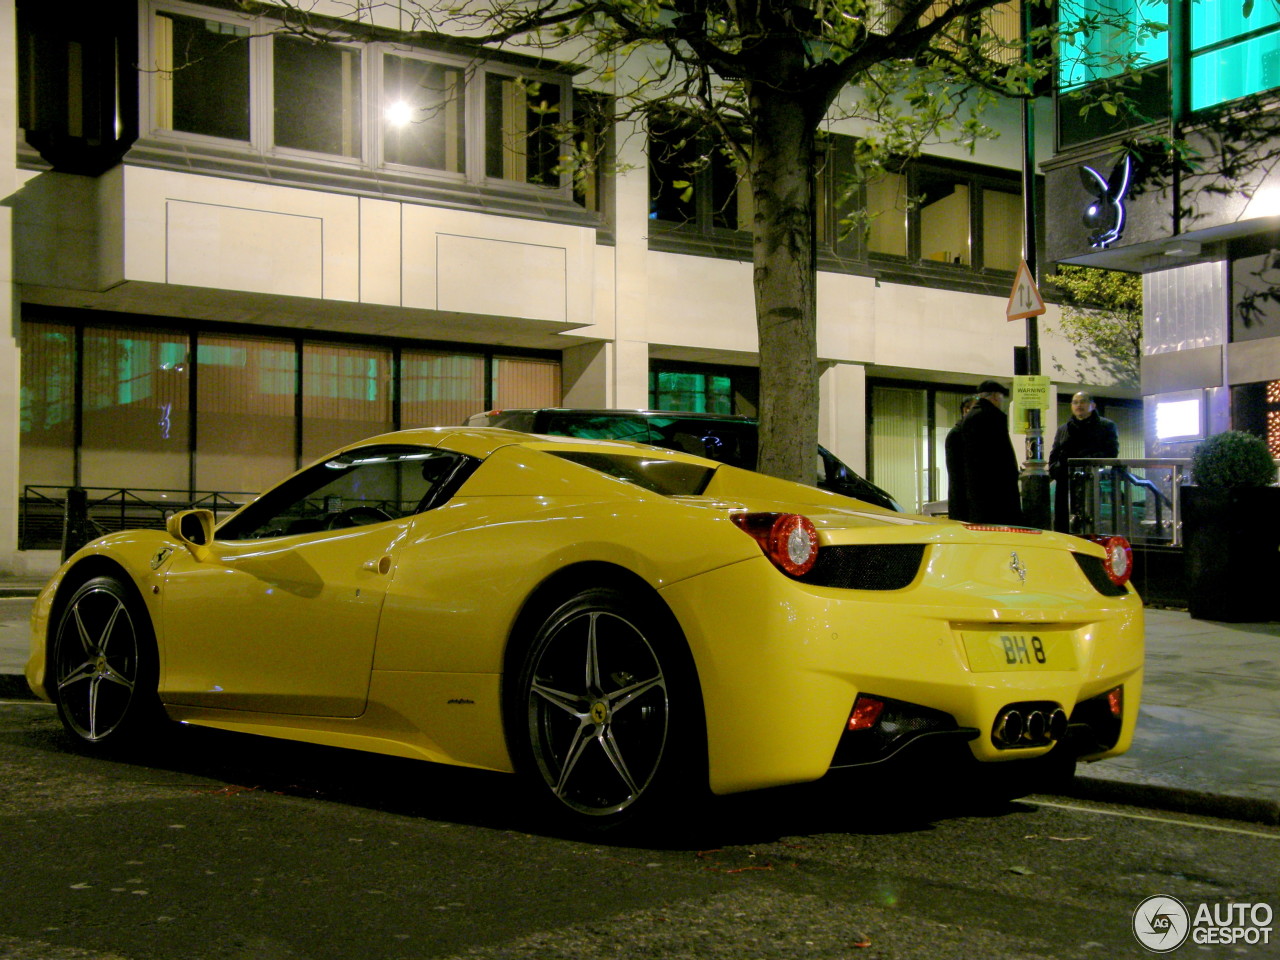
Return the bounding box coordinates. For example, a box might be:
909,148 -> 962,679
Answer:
218,447 -> 466,540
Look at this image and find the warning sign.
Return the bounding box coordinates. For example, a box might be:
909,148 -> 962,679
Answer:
1011,375 -> 1051,432
1007,260 -> 1046,321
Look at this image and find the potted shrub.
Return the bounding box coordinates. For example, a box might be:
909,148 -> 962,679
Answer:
1182,430 -> 1280,621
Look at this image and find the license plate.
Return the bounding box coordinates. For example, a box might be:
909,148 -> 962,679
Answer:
961,631 -> 1078,672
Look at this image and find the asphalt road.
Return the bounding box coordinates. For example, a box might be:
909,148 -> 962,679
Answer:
1,699 -> 1277,960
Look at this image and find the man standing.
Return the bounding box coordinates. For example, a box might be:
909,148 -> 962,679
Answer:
944,395 -> 975,520
959,380 -> 1024,526
1048,391 -> 1119,533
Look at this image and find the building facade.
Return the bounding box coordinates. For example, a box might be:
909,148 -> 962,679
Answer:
1046,0 -> 1280,458
0,0 -> 1132,574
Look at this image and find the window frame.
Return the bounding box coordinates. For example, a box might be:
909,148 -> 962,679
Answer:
142,1 -> 576,198
864,158 -> 1025,277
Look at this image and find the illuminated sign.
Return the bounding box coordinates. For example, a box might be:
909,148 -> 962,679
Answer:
1080,154 -> 1131,249
1154,390 -> 1205,442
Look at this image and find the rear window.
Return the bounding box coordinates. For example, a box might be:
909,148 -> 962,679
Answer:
544,413 -> 653,443
646,417 -> 758,468
548,451 -> 714,496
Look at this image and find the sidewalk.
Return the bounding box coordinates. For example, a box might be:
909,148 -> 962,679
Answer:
1,576 -> 1277,824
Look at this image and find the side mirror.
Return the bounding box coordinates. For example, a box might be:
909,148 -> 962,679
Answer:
166,509 -> 215,561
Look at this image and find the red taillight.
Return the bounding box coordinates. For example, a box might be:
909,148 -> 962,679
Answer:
1093,535 -> 1133,586
731,512 -> 820,577
1107,685 -> 1124,719
847,695 -> 885,731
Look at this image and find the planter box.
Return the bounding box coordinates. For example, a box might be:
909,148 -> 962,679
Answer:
1182,486 -> 1280,622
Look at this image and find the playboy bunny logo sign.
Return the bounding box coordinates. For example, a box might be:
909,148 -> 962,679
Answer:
1080,154 -> 1131,248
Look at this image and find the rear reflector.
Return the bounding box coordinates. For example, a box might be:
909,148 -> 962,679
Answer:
847,695 -> 885,731
1107,685 -> 1124,719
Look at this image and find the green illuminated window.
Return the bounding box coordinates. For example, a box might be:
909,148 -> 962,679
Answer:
1057,0 -> 1168,91
1191,2 -> 1280,109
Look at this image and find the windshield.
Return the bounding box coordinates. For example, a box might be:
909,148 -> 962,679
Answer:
548,451 -> 715,496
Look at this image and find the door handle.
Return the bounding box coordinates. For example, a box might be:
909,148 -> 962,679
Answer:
363,555 -> 392,575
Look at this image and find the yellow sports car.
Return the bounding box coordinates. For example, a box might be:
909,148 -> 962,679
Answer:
26,427 -> 1143,828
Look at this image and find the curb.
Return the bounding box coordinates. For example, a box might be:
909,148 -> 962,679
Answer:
1068,773 -> 1280,827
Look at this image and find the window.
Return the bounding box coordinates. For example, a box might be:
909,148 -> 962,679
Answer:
154,9 -> 250,141
19,324 -> 76,488
274,36 -> 362,158
866,172 -> 908,258
18,317 -> 559,497
302,342 -> 394,462
1054,0 -> 1171,147
81,327 -> 191,489
864,162 -> 1022,274
401,351 -> 485,428
649,363 -> 758,416
918,171 -> 972,266
1056,0 -> 1168,91
196,334 -> 297,493
492,357 -> 562,409
382,52 -> 465,173
485,74 -> 562,186
649,121 -> 751,232
218,445 -> 467,540
982,188 -> 1023,272
1192,1 -> 1280,110
145,5 -> 574,197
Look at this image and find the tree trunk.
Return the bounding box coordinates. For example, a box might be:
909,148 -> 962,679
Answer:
749,85 -> 819,486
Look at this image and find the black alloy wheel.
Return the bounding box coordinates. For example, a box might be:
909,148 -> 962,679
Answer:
51,575 -> 161,748
513,587 -> 701,827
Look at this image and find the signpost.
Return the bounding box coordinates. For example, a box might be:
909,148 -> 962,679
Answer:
1008,258 -> 1051,528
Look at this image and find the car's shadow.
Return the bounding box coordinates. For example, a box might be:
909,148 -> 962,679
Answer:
15,712 -> 1042,849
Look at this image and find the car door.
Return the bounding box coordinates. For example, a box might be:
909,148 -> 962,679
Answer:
159,446 -> 454,717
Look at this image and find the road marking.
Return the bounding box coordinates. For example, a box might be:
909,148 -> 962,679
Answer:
1032,798 -> 1280,840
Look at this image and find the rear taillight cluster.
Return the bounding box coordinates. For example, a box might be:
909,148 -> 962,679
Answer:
1091,535 -> 1133,587
731,512 -> 820,577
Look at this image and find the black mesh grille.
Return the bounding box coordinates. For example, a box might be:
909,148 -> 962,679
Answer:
798,544 -> 926,590
1073,553 -> 1129,597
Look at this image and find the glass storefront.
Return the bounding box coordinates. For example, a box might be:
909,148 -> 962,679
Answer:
19,316 -> 560,496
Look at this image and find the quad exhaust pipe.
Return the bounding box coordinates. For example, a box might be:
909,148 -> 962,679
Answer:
993,705 -> 1069,747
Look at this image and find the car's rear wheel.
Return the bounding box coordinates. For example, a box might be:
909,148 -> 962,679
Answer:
50,575 -> 162,749
510,586 -> 703,831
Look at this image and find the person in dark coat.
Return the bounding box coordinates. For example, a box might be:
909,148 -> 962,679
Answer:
944,395 -> 975,520
1048,391 -> 1120,533
959,380 -> 1024,526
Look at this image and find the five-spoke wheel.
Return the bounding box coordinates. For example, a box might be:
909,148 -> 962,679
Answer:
51,575 -> 160,748
512,587 -> 701,827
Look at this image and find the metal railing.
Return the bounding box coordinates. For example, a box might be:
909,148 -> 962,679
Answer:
1067,459 -> 1190,546
19,485 -> 256,553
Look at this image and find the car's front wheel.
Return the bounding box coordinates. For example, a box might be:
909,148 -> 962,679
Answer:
509,586 -> 704,831
50,574 -> 163,750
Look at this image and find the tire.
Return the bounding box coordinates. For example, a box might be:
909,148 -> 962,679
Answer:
50,575 -> 163,750
508,586 -> 705,832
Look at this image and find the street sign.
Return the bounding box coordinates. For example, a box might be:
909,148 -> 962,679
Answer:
1007,259 -> 1046,321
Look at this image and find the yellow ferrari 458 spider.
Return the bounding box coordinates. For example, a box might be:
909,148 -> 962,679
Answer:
27,427 -> 1143,828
